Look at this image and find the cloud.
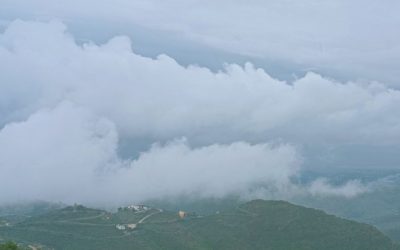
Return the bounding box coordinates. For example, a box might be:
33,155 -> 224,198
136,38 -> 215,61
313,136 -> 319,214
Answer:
307,178 -> 368,198
1,20 -> 400,146
0,101 -> 302,204
0,101 -> 367,205
0,102 -> 120,203
0,20 -> 396,205
113,139 -> 301,203
1,0 -> 400,86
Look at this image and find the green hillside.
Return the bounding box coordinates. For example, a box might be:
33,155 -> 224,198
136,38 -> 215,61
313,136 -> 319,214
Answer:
292,185 -> 400,243
0,200 -> 397,250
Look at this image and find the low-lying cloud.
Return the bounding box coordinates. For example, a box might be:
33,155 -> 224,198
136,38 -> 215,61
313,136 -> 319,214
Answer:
307,178 -> 368,198
0,102 -> 369,205
0,102 -> 302,204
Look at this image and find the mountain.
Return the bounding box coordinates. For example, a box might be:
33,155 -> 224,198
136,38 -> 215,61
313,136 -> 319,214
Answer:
0,200 -> 397,250
292,170 -> 400,243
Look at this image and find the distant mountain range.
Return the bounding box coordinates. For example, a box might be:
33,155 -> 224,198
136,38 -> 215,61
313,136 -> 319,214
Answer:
0,200 -> 397,250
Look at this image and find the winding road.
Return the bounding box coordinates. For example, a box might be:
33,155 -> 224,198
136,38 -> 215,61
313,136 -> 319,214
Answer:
138,209 -> 162,224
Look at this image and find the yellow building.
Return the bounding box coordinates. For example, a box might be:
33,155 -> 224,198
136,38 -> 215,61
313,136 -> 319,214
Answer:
178,211 -> 186,219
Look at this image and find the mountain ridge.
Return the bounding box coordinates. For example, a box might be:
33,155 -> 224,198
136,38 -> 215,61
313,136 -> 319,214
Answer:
0,199 -> 397,250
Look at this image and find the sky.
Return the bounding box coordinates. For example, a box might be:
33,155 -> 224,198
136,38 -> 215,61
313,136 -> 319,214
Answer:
0,1 -> 399,205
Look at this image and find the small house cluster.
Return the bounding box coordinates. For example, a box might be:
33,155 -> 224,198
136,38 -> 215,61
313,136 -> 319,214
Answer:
118,204 -> 150,213
127,205 -> 149,211
115,223 -> 137,231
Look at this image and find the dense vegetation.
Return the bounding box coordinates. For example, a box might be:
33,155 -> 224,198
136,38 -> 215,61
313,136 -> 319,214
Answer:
0,242 -> 19,250
0,200 -> 397,249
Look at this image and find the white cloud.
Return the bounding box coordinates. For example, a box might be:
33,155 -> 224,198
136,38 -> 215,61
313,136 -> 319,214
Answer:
0,20 -> 396,205
1,0 -> 400,85
0,101 -> 367,205
0,101 -> 302,204
0,102 -> 120,203
1,20 -> 399,146
113,139 -> 301,203
308,178 -> 368,198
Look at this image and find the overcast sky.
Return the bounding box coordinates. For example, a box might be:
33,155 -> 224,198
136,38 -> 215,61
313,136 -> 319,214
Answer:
2,0 -> 400,85
0,1 -> 399,205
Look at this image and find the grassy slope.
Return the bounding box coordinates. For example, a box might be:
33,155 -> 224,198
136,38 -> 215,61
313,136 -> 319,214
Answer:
0,200 -> 397,250
292,186 -> 400,243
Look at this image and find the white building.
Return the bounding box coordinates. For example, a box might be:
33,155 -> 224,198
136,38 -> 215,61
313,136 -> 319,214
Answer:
127,204 -> 149,212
